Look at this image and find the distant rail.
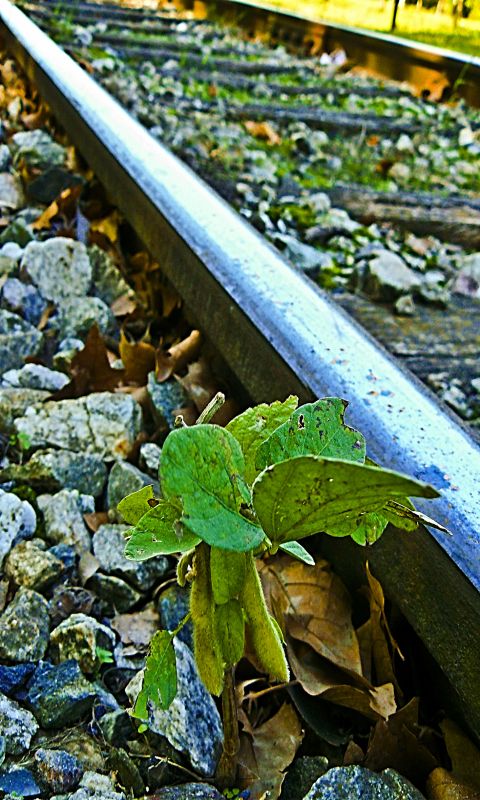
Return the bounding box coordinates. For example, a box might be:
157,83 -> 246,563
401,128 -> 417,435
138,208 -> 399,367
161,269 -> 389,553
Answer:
180,0 -> 480,105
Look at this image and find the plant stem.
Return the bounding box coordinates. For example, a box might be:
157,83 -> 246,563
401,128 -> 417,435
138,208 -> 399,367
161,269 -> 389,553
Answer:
196,392 -> 225,425
215,667 -> 240,790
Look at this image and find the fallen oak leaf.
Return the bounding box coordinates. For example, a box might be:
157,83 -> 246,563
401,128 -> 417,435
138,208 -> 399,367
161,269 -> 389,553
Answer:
155,329 -> 202,382
237,703 -> 303,800
119,327 -> 156,385
50,324 -> 125,399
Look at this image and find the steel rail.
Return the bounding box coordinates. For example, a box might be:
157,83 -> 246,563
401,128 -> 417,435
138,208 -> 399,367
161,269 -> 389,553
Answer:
182,0 -> 480,106
1,0 -> 479,737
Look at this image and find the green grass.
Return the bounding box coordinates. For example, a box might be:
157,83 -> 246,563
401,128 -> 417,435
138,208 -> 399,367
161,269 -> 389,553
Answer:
264,0 -> 480,57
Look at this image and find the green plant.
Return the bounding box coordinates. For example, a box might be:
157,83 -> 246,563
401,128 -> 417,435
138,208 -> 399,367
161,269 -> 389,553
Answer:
118,394 -> 442,785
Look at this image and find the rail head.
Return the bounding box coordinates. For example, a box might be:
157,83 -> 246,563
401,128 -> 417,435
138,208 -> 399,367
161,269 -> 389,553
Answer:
1,0 -> 479,736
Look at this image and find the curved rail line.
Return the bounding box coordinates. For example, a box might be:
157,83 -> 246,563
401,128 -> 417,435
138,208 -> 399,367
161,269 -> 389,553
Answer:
1,0 -> 479,739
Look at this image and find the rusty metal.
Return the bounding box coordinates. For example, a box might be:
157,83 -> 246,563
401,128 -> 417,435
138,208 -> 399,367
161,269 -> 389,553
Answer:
1,0 -> 479,737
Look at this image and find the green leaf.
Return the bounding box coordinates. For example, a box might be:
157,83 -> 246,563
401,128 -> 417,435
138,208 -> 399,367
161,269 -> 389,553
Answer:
279,541 -> 315,565
252,456 -> 439,545
132,631 -> 177,720
210,548 -> 246,604
124,501 -> 200,560
350,511 -> 389,546
117,485 -> 156,525
256,398 -> 365,470
384,500 -> 451,535
160,425 -> 265,552
226,396 -> 298,484
214,599 -> 245,668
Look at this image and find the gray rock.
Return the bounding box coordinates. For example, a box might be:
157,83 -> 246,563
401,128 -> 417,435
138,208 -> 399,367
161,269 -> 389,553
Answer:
0,242 -> 23,262
53,337 -> 85,373
25,659 -> 97,729
389,162 -> 411,182
308,192 -> 331,214
0,172 -> 25,210
21,238 -> 92,303
11,129 -> 66,170
0,588 -> 50,662
93,524 -> 168,590
98,709 -> 134,747
34,748 -> 84,793
303,765 -> 425,800
0,278 -> 47,325
154,785 -> 223,799
68,770 -> 125,800
274,233 -> 330,278
2,363 -> 68,392
394,294 -> 415,316
138,442 -> 162,477
55,295 -> 115,339
0,766 -> 43,797
37,489 -> 93,553
0,144 -> 11,171
0,735 -> 4,767
89,245 -> 134,305
4,539 -> 64,591
157,584 -> 193,650
126,640 -> 223,776
147,373 -> 188,429
0,490 -> 37,567
0,449 -> 107,497
50,613 -> 116,674
0,387 -> 49,434
363,251 -> 420,301
14,392 -> 143,461
108,461 -> 159,515
86,573 -> 142,612
0,691 -> 38,755
452,253 -> 480,300
281,756 -> 329,800
0,309 -> 43,376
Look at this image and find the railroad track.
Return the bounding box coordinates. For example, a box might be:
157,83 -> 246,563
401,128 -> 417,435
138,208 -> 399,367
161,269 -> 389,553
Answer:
0,0 -> 479,750
18,0 -> 480,439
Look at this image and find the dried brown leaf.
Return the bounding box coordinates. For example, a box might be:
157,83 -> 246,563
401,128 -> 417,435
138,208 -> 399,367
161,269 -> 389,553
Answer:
261,556 -> 362,675
119,328 -> 156,385
440,719 -> 480,792
364,698 -> 438,783
238,704 -> 303,800
155,329 -> 202,382
51,325 -> 125,399
244,120 -> 281,146
364,562 -> 402,693
78,552 -> 100,585
112,605 -> 160,649
90,210 -> 120,244
111,294 -> 138,317
427,769 -> 480,800
83,512 -> 109,533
